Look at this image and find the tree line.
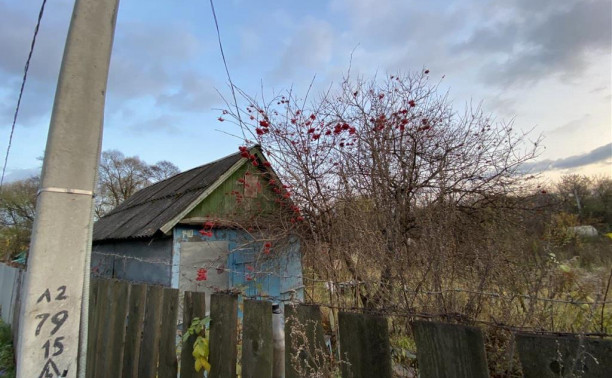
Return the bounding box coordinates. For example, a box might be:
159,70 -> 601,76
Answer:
0,150 -> 179,262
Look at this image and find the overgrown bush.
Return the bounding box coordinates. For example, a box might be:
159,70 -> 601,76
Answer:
0,320 -> 16,378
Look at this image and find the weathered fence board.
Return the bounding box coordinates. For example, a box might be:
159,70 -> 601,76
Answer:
82,277 -> 612,378
92,279 -> 112,378
121,283 -> 146,377
242,299 -> 273,378
285,304 -> 326,378
517,333 -> 612,378
85,279 -> 100,378
85,279 -> 179,378
180,291 -> 206,378
138,285 -> 165,378
209,293 -> 238,378
0,263 -> 23,327
158,287 -> 179,377
411,320 -> 489,378
339,311 -> 392,378
106,280 -> 130,377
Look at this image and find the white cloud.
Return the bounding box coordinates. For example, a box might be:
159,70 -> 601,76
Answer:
156,72 -> 221,112
271,18 -> 335,81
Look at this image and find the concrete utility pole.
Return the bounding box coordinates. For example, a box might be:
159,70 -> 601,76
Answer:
16,0 -> 119,377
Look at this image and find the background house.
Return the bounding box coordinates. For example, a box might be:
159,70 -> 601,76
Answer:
91,146 -> 303,307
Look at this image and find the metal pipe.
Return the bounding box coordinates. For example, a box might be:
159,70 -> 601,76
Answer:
272,303 -> 285,378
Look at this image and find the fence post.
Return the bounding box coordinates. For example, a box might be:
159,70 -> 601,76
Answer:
120,283 -> 147,377
91,279 -> 112,378
84,279 -> 99,378
157,287 -> 179,377
209,293 -> 238,378
338,311 -> 392,378
411,320 -> 489,378
103,280 -> 130,377
181,291 -> 207,378
138,285 -> 164,378
284,304 -> 326,378
242,299 -> 273,377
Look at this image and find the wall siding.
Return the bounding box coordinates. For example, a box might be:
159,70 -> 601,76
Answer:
173,225 -> 304,303
92,238 -> 173,286
185,163 -> 278,219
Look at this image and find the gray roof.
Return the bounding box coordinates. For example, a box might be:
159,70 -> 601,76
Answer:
93,150 -> 245,241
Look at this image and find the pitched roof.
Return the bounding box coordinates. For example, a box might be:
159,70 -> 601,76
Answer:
93,149 -> 252,241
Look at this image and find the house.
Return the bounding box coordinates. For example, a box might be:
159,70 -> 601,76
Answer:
91,146 -> 303,307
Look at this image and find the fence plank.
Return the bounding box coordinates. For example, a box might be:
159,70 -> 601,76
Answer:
284,304 -> 326,378
242,300 -> 273,378
105,280 -> 130,377
516,333 -> 612,378
122,283 -> 147,377
138,285 -> 164,378
411,320 -> 489,378
209,293 -> 238,378
10,268 -> 24,349
85,278 -> 100,378
181,291 -> 207,378
338,312 -> 392,378
92,278 -> 113,378
0,263 -> 21,326
157,287 -> 179,378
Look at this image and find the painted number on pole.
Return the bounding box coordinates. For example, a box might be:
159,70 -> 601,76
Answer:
35,286 -> 70,377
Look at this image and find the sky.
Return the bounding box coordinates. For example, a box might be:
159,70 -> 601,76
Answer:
0,0 -> 610,184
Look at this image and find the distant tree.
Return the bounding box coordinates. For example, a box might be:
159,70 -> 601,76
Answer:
0,151 -> 180,261
557,174 -> 591,218
95,150 -> 180,217
0,177 -> 38,261
149,160 -> 181,182
590,176 -> 612,226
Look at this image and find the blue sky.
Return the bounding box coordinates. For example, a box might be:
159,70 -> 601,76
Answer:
0,0 -> 610,182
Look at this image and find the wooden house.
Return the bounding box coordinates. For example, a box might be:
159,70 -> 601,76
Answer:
91,146 -> 303,307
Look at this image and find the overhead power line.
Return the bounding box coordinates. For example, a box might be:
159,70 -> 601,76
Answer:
1,0 -> 48,190
209,0 -> 245,137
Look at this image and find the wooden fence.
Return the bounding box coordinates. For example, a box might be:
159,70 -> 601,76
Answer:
85,278 -> 612,378
0,262 -> 24,346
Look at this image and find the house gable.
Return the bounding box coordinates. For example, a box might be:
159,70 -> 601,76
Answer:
93,146 -> 275,241
182,159 -> 281,223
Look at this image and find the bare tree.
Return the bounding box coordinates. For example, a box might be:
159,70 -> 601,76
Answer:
224,71 -> 541,309
557,174 -> 592,219
0,151 -> 180,260
95,150 -> 180,217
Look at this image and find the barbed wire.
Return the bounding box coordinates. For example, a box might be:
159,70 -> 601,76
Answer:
88,273 -> 612,339
1,0 -> 48,190
91,250 -> 612,306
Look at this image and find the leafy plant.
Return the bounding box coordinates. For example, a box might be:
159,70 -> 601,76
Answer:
182,316 -> 211,373
0,320 -> 16,378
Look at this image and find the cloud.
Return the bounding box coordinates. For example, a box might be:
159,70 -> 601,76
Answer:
521,143 -> 612,173
0,2 -> 68,82
270,18 -> 335,81
458,0 -> 612,86
0,1 -> 71,127
107,22 -> 201,100
126,114 -> 181,134
155,72 -> 221,112
2,167 -> 41,183
547,115 -> 592,137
